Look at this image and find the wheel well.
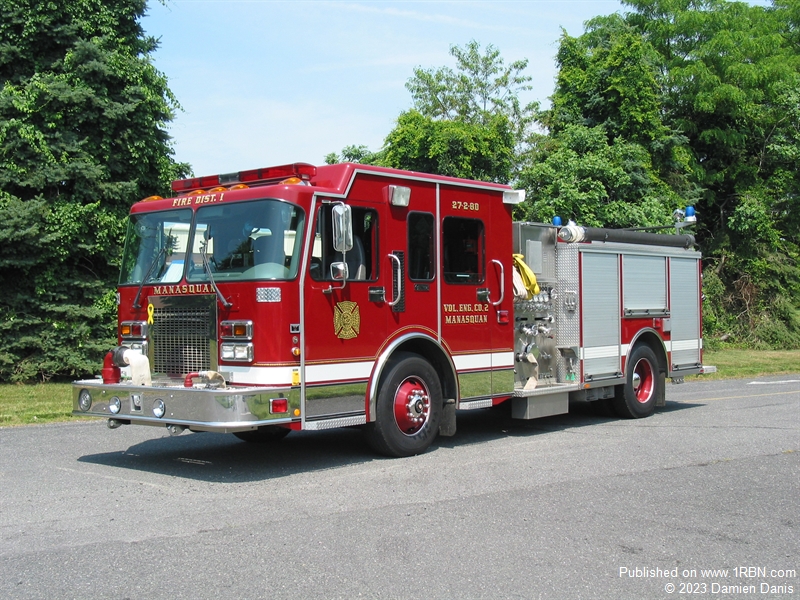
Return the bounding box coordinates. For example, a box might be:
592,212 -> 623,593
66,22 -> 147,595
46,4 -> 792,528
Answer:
392,338 -> 457,402
628,331 -> 667,376
367,335 -> 457,423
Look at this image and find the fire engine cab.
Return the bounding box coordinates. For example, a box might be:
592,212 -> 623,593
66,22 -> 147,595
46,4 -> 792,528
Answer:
73,162 -> 713,457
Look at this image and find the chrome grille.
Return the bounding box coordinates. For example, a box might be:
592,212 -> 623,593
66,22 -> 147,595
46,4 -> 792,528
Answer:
150,297 -> 215,375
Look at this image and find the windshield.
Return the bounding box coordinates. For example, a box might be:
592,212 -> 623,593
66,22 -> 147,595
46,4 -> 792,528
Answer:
188,199 -> 305,282
120,209 -> 193,285
119,200 -> 305,285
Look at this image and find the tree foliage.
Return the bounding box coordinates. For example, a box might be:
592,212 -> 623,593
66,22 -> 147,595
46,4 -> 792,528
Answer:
517,124 -> 683,228
406,40 -> 538,145
324,144 -> 383,166
0,0 -> 188,381
536,0 -> 800,348
327,40 -> 532,182
524,14 -> 691,228
381,109 -> 514,182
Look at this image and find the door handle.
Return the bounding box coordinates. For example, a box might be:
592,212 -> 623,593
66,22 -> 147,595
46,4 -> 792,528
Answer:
386,253 -> 403,307
490,259 -> 504,306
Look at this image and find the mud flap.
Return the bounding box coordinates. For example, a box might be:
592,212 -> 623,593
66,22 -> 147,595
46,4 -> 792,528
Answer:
439,398 -> 457,436
656,372 -> 666,407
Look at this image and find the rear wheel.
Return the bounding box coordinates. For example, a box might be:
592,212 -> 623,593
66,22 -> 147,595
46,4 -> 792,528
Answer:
233,425 -> 291,443
613,344 -> 660,419
364,352 -> 442,457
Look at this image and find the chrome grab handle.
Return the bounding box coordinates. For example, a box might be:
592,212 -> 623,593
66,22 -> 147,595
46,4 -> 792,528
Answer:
387,253 -> 402,307
490,259 -> 504,306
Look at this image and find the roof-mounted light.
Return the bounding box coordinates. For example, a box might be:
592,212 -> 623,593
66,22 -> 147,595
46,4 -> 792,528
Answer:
170,163 -> 316,194
171,174 -> 221,193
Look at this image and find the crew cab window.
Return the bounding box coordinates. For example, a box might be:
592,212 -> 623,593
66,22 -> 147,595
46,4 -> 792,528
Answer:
408,212 -> 434,281
310,204 -> 378,281
442,217 -> 484,284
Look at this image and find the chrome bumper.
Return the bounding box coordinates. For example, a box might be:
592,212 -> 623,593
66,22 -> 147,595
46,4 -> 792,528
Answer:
72,380 -> 299,433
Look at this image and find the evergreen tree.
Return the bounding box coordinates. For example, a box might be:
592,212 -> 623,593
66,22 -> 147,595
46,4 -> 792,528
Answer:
0,0 -> 188,381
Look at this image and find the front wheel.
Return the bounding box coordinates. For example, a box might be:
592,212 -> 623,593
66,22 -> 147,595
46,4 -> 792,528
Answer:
613,344 -> 661,419
364,352 -> 442,457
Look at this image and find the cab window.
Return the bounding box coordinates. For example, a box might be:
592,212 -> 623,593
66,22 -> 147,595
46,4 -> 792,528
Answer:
442,217 -> 484,284
408,212 -> 434,281
310,204 -> 378,281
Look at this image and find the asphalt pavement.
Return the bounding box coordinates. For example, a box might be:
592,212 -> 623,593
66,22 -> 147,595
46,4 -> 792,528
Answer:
0,375 -> 797,599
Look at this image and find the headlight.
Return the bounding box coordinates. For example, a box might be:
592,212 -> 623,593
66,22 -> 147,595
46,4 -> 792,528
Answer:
220,343 -> 253,362
109,396 -> 121,414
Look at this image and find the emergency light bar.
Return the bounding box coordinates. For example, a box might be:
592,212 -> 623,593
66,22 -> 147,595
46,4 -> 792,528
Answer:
171,163 -> 317,194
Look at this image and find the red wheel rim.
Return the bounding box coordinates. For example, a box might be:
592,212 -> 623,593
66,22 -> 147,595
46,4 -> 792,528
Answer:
393,376 -> 430,435
631,357 -> 654,403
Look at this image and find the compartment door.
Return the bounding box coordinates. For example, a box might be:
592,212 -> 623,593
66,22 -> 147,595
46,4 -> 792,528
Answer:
581,252 -> 621,379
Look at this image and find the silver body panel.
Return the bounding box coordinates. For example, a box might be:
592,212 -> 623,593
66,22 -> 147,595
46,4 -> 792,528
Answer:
580,251 -> 622,379
669,257 -> 702,369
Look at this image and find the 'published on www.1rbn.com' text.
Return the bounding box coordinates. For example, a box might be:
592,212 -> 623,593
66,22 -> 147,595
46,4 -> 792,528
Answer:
619,565 -> 797,596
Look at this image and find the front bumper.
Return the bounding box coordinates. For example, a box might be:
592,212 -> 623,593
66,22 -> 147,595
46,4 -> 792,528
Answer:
72,380 -> 300,433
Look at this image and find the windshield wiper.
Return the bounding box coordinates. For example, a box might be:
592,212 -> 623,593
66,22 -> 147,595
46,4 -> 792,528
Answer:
133,245 -> 167,309
200,240 -> 233,309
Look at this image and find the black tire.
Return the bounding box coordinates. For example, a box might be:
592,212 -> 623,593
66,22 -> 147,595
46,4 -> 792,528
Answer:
364,352 -> 442,458
233,425 -> 291,443
613,344 -> 660,419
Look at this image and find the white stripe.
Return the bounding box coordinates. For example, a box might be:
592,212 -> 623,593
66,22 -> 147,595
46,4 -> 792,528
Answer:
452,352 -> 513,371
225,365 -> 294,386
226,352 -> 514,386
582,345 -> 619,360
224,361 -> 374,386
306,361 -> 373,383
671,339 -> 699,351
493,351 -> 515,368
453,353 -> 492,371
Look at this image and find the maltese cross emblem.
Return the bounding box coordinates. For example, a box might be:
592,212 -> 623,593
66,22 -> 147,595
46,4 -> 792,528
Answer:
333,301 -> 360,340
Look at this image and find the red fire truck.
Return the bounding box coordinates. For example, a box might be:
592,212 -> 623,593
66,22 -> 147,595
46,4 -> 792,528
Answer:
73,162 -> 713,457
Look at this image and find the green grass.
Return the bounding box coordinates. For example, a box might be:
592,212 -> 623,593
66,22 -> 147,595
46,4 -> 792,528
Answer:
1,350 -> 798,427
697,349 -> 800,380
0,383 -> 79,427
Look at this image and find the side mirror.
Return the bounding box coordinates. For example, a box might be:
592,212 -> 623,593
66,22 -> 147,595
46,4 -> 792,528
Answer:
332,204 -> 353,253
330,261 -> 349,281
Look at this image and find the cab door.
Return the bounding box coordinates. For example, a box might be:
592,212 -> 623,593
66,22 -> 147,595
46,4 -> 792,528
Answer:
381,180 -> 439,346
301,200 -> 386,423
438,185 -> 514,402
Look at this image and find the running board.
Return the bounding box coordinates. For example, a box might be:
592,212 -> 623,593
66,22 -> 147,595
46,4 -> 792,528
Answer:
511,383 -> 581,420
513,383 -> 582,398
304,414 -> 366,430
